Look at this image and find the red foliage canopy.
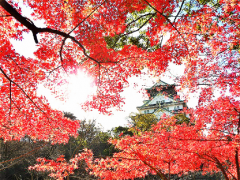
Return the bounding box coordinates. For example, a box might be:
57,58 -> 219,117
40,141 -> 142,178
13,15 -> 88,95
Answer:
0,0 -> 240,179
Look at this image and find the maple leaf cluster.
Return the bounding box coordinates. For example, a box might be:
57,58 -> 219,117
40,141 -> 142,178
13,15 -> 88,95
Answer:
29,149 -> 93,180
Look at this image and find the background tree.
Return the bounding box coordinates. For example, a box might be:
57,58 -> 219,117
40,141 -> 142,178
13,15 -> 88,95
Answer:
129,113 -> 158,132
174,113 -> 190,125
51,116 -> 114,179
112,126 -> 134,138
0,139 -> 65,180
77,119 -> 113,156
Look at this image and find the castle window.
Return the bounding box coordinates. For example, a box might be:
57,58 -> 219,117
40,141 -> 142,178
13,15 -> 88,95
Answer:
144,110 -> 149,114
174,106 -> 180,110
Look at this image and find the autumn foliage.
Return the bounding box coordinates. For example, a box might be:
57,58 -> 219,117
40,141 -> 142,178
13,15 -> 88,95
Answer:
29,149 -> 93,180
0,0 -> 240,179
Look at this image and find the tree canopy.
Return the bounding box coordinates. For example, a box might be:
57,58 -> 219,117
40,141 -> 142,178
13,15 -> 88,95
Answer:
0,0 -> 240,179
129,113 -> 158,132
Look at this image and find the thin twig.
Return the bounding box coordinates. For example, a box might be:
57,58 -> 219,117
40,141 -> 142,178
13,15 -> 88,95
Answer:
173,0 -> 185,23
143,0 -> 190,58
9,81 -> 12,117
111,13 -> 156,48
0,66 -> 47,117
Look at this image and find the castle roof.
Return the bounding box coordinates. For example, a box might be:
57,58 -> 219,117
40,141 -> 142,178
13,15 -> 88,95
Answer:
145,80 -> 174,90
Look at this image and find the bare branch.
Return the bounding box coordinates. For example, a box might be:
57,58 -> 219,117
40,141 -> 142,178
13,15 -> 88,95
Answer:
9,81 -> 12,117
110,13 -> 156,49
68,0 -> 106,35
173,0 -> 185,23
59,37 -> 68,73
126,13 -> 156,29
213,157 -> 231,180
235,148 -> 240,180
124,13 -> 156,37
47,65 -> 63,77
129,146 -> 168,180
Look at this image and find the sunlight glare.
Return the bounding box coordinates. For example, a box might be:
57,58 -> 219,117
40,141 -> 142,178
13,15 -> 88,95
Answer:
65,69 -> 96,104
37,69 -> 96,110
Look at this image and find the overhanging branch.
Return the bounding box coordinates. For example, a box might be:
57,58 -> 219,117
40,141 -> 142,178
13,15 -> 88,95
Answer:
0,0 -> 100,64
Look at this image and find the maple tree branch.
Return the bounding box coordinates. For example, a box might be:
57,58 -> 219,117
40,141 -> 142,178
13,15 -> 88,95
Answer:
206,128 -> 236,135
0,158 -> 24,172
111,13 -> 156,49
156,33 -> 162,46
168,146 -> 217,163
9,97 -> 22,112
142,159 -> 168,180
59,37 -> 68,73
0,0 -> 100,64
0,66 -> 47,117
124,13 -> 155,37
192,150 -> 232,178
7,56 -> 25,71
47,65 -> 63,77
68,0 -> 105,35
200,154 -> 235,179
129,146 -> 168,180
9,81 -> 12,117
236,148 -> 240,180
0,0 -> 39,42
38,28 -> 100,64
94,155 -> 140,161
173,0 -> 185,23
167,10 -> 220,18
143,0 -> 190,57
58,1 -> 105,69
213,157 -> 230,180
98,63 -> 101,86
126,13 -> 156,29
227,170 -> 237,180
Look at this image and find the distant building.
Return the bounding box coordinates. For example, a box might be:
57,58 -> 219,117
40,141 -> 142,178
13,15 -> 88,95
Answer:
137,80 -> 187,119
